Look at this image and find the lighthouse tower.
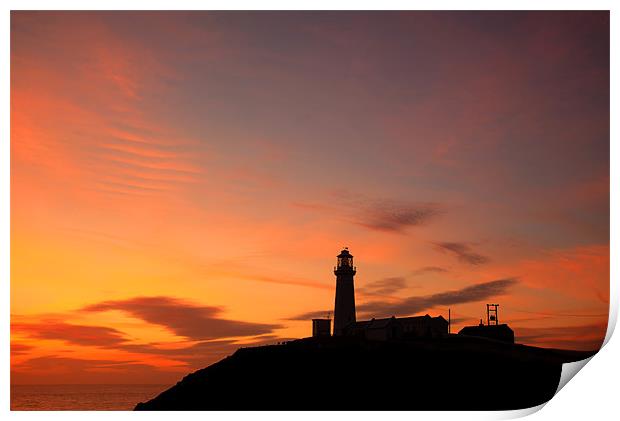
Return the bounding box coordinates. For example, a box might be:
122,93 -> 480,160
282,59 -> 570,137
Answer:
333,248 -> 357,336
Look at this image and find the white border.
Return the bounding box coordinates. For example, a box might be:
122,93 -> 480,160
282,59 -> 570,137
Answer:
2,2 -> 617,421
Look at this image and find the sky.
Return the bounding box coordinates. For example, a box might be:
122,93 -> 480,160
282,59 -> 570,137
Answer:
11,11 -> 609,385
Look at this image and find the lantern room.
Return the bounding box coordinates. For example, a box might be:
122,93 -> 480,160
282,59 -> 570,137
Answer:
335,247 -> 356,273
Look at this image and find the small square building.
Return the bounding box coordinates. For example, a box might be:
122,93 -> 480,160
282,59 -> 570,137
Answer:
312,318 -> 331,337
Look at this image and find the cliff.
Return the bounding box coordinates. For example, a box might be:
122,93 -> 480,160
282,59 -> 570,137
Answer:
135,335 -> 594,410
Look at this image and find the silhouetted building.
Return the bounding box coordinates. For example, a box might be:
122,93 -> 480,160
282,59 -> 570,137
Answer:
458,323 -> 514,343
311,248 -> 449,340
345,315 -> 449,341
458,306 -> 515,344
312,318 -> 331,337
333,248 -> 356,336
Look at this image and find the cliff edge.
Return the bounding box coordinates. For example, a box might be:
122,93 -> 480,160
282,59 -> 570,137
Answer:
135,335 -> 594,410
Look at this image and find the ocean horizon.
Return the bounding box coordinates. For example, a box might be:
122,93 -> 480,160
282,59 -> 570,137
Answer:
11,384 -> 169,411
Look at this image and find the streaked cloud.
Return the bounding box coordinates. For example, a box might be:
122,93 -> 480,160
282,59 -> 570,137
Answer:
434,242 -> 490,265
285,310 -> 332,321
514,323 -> 607,351
358,276 -> 408,295
10,343 -> 33,356
81,296 -> 282,340
412,266 -> 448,276
295,193 -> 442,233
353,200 -> 441,233
12,321 -> 129,346
357,278 -> 518,318
288,278 -> 518,321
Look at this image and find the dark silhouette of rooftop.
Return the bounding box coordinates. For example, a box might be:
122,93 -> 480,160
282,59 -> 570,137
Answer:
459,323 -> 515,343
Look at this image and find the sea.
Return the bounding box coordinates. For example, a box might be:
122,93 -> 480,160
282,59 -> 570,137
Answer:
11,384 -> 169,411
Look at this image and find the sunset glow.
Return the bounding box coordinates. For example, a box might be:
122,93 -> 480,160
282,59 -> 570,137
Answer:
11,11 -> 609,385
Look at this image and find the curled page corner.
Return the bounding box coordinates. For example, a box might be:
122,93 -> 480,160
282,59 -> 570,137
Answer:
495,402 -> 547,419
555,355 -> 594,395
551,305 -> 616,401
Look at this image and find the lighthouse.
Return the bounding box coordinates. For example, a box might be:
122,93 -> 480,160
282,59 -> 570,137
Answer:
333,248 -> 357,336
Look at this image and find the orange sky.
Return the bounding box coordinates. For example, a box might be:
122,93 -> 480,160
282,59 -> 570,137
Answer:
11,11 -> 609,385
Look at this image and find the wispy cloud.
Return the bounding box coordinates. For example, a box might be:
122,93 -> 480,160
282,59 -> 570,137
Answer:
434,242 -> 489,265
515,322 -> 607,351
357,278 -> 518,318
10,343 -> 33,356
11,329 -> 294,384
358,276 -> 408,295
241,274 -> 332,291
294,192 -> 442,233
12,321 -> 129,346
12,12 -> 207,200
287,278 -> 518,321
12,319 -> 288,377
354,201 -> 441,233
412,266 -> 448,276
285,309 -> 332,321
82,296 -> 282,340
